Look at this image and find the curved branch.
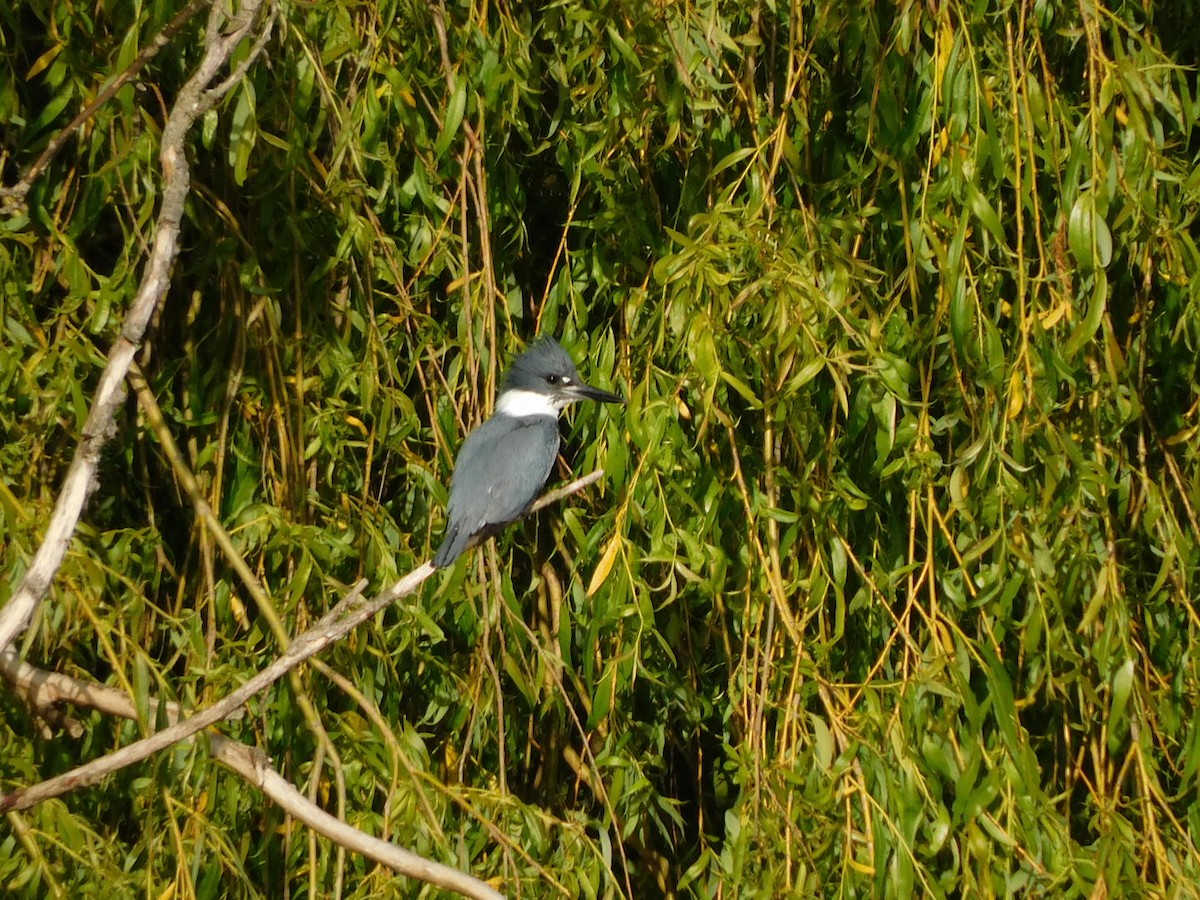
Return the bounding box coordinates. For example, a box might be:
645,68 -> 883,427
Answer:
0,0 -> 209,216
222,743 -> 503,900
0,652 -> 502,900
529,469 -> 604,514
0,0 -> 274,655
0,469 -> 605,813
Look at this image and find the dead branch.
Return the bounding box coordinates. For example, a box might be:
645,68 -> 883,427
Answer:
0,465 -> 605,814
0,651 -> 503,900
0,0 -> 275,654
0,0 -> 209,216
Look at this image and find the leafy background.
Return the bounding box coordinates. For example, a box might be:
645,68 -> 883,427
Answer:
3,0 -> 1200,895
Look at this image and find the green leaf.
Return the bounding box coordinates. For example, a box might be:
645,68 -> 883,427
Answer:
1068,191 -> 1112,271
1064,269 -> 1108,358
229,84 -> 257,185
435,81 -> 467,159
968,184 -> 1006,246
1107,658 -> 1136,751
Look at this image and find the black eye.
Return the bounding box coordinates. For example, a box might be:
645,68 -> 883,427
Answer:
546,374 -> 559,385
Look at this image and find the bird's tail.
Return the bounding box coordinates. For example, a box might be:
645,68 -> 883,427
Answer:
432,525 -> 465,569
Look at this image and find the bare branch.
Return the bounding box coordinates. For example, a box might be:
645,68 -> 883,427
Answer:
0,576 -> 375,813
0,0 -> 209,216
0,468 -> 607,813
448,468 -> 608,561
1,649 -> 189,725
0,0 -> 274,655
220,743 -> 503,900
0,652 -> 503,900
529,469 -> 605,514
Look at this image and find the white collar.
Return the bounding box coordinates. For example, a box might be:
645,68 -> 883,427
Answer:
495,389 -> 561,418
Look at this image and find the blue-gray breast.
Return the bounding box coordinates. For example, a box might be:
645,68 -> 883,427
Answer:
432,338 -> 623,568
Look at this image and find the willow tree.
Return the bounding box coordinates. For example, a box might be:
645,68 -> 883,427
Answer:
2,0 -> 1199,896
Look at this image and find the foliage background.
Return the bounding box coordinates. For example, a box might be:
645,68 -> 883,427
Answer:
3,0 -> 1200,895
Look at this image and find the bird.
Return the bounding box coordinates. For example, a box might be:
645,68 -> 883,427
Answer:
432,338 -> 623,568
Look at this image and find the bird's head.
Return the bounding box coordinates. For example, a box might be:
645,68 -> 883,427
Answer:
497,338 -> 624,416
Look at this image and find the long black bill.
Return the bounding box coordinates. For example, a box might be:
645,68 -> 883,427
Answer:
570,381 -> 624,404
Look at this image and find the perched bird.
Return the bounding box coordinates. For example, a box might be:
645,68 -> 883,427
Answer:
433,338 -> 623,568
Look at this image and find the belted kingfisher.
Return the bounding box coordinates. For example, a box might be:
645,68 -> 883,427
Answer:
432,338 -> 624,568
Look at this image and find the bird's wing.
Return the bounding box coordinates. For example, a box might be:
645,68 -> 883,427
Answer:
445,414 -> 560,532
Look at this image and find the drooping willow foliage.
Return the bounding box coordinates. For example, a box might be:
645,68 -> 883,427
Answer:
2,0 -> 1199,895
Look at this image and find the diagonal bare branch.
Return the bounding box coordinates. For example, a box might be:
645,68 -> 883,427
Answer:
0,652 -> 503,900
0,0 -> 209,216
0,0 -> 275,655
0,469 -> 605,814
